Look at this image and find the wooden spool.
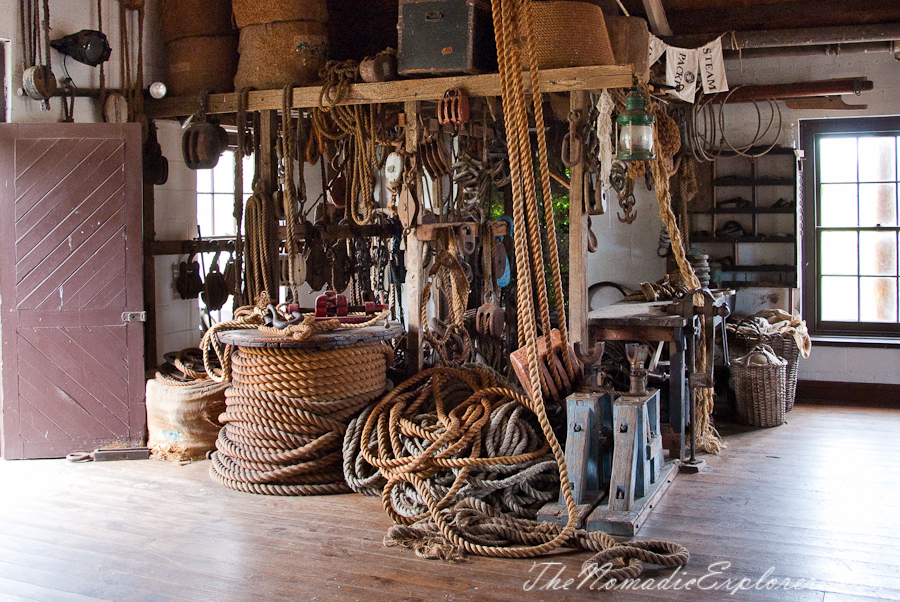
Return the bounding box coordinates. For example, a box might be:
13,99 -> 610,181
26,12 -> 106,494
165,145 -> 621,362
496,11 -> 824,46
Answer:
528,1 -> 614,70
232,0 -> 328,28
233,20 -> 328,91
160,0 -> 235,43
165,35 -> 238,97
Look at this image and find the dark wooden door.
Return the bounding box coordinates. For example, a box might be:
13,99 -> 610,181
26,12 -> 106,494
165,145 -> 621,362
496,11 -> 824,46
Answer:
0,124 -> 145,459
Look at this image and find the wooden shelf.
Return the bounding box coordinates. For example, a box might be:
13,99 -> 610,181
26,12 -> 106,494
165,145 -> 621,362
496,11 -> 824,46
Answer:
690,207 -> 795,215
692,235 -> 796,244
145,64 -> 634,118
713,176 -> 795,187
718,264 -> 796,273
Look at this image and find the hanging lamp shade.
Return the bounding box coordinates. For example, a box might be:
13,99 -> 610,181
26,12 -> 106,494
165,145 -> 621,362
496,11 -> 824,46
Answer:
616,90 -> 656,162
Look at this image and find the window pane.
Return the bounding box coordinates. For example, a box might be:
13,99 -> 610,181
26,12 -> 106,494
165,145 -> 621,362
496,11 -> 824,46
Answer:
243,155 -> 255,194
197,194 -> 214,237
820,184 -> 858,227
821,231 -> 858,275
859,231 -> 897,276
213,152 -> 235,194
859,183 -> 897,227
860,277 -> 898,323
858,136 -> 896,182
821,277 -> 859,322
819,137 -> 858,183
213,194 -> 237,236
196,169 -> 213,194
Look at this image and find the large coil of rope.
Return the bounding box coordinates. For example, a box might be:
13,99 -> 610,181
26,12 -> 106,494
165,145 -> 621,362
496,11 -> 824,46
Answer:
205,303 -> 404,495
342,366 -> 559,519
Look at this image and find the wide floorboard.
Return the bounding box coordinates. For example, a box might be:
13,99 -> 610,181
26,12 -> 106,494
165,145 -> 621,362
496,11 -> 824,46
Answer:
1,404 -> 899,602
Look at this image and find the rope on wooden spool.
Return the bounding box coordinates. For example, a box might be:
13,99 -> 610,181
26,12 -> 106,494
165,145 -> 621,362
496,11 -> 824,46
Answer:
199,296 -> 397,495
209,341 -> 393,495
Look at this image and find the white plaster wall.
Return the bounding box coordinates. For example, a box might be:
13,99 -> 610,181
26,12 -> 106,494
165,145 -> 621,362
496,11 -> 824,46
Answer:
586,189 -> 667,309
4,0 -> 162,123
153,120 -> 201,363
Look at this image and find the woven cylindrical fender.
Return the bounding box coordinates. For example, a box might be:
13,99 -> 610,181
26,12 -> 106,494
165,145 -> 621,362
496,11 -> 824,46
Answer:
233,20 -> 328,91
146,377 -> 229,460
160,0 -> 235,44
165,34 -> 238,97
528,1 -> 614,69
232,0 -> 328,28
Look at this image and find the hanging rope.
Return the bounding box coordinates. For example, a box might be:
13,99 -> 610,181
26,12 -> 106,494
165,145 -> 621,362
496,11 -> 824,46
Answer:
282,85 -> 300,303
312,60 -> 391,225
243,183 -> 278,304
650,142 -> 724,454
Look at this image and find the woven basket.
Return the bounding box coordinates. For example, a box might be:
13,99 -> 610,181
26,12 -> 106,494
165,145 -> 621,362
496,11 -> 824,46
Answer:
731,328 -> 801,411
733,345 -> 787,428
160,0 -> 234,43
166,35 -> 239,97
528,1 -> 615,69
232,0 -> 328,28
234,20 -> 328,90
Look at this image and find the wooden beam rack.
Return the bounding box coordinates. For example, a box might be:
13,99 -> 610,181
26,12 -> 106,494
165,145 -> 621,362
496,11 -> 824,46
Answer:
145,64 -> 634,119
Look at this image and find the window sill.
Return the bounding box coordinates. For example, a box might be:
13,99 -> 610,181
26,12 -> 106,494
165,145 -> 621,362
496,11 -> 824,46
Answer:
810,336 -> 900,348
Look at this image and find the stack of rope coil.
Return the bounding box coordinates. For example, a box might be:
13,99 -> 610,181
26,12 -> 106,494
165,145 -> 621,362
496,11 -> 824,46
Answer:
342,366 -> 559,518
202,297 -> 397,495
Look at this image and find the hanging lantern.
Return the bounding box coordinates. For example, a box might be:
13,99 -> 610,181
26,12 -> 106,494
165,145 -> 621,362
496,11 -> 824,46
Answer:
616,90 -> 656,161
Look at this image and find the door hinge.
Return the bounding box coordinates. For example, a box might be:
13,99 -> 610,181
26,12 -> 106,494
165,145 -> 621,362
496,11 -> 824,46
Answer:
121,311 -> 147,323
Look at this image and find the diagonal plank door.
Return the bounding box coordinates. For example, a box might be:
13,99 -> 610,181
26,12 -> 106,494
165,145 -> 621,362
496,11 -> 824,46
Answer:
0,124 -> 144,459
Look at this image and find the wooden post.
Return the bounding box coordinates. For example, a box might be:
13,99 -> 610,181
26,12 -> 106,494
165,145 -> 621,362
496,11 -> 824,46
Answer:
142,179 -> 157,370
404,100 -> 425,374
568,90 -> 590,346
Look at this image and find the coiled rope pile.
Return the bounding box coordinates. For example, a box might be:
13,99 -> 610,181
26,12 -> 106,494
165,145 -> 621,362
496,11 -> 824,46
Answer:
342,366 -> 559,518
201,297 -> 398,495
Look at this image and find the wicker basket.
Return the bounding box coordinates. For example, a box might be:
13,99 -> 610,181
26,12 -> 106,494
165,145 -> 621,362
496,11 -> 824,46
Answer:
166,35 -> 239,97
232,0 -> 328,28
234,20 -> 328,91
731,328 -> 801,411
528,1 -> 615,69
733,345 -> 787,428
160,0 -> 234,43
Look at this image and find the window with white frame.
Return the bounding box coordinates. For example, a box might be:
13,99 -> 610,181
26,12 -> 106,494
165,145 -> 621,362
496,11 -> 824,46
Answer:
801,117 -> 900,337
196,150 -> 254,322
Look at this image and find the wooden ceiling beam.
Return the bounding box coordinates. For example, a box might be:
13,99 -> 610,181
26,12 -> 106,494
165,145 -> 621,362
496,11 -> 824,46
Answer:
667,22 -> 900,50
641,0 -> 673,35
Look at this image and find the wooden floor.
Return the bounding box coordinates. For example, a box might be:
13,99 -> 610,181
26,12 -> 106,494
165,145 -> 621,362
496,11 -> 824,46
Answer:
1,404 -> 900,602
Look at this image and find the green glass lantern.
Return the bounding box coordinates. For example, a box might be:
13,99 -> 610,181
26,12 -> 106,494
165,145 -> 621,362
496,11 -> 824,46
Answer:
616,90 -> 656,161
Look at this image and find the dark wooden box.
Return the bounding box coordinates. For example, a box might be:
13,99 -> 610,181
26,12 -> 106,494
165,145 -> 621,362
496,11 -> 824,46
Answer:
397,0 -> 497,76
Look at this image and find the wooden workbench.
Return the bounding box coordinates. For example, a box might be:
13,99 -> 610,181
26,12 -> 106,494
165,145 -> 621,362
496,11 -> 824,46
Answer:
587,300 -> 689,461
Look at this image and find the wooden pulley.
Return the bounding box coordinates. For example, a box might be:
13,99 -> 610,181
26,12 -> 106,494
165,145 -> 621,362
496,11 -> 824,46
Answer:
22,65 -> 57,103
182,121 -> 228,170
510,329 -> 583,403
476,302 -> 505,338
223,253 -> 241,296
182,91 -> 228,170
437,88 -> 470,128
359,50 -> 398,83
202,252 -> 229,311
326,169 -> 347,207
175,253 -> 204,300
